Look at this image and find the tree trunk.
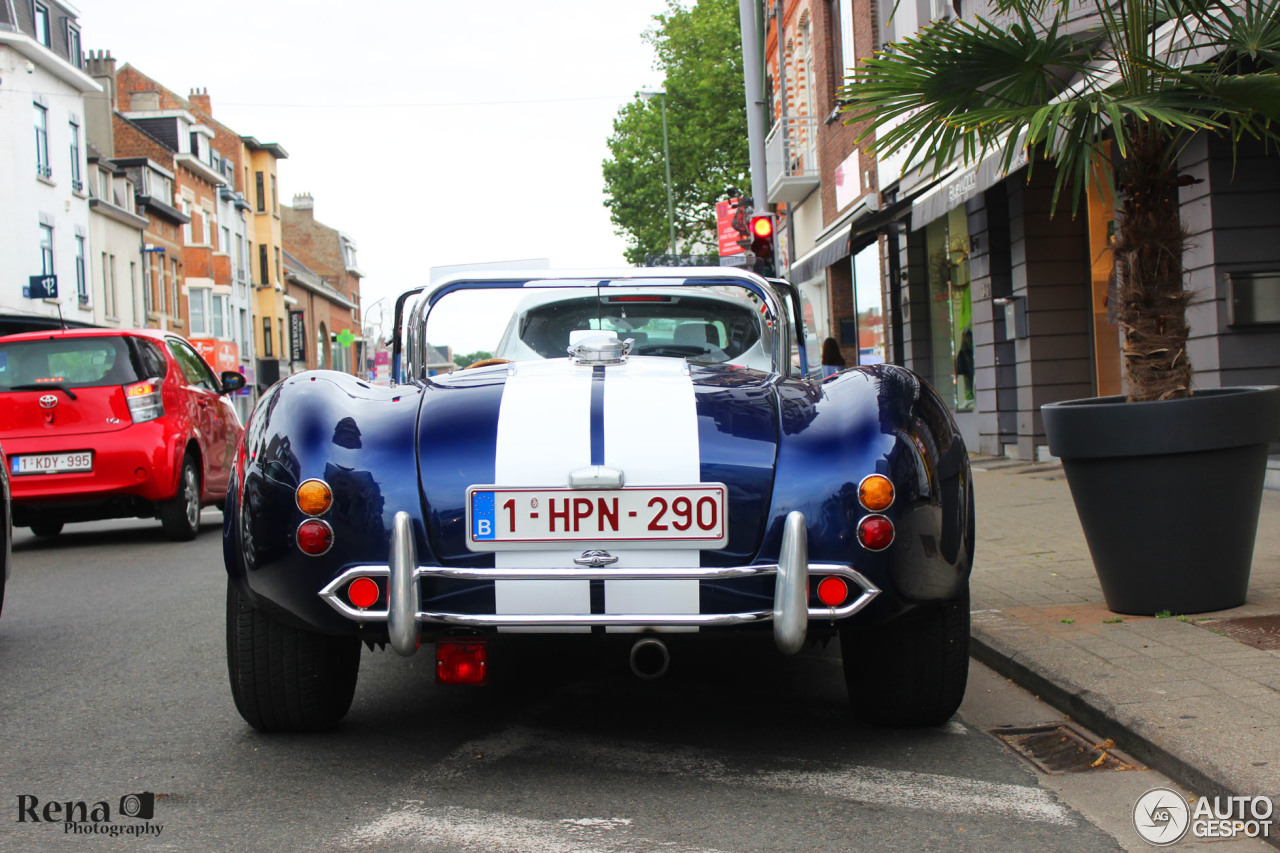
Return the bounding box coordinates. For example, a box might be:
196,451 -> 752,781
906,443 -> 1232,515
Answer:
1111,126 -> 1193,402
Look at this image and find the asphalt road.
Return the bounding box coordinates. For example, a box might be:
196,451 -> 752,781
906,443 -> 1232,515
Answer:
0,513 -> 1262,852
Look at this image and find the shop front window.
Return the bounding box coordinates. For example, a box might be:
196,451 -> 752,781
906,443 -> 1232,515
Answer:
925,206 -> 975,411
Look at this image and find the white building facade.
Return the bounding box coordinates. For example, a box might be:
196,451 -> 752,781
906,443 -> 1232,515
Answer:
0,0 -> 100,334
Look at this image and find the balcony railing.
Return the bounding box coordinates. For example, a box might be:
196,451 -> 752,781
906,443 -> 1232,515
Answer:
765,115 -> 820,204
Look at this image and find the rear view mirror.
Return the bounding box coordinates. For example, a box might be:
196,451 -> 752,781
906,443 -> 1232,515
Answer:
220,371 -> 247,395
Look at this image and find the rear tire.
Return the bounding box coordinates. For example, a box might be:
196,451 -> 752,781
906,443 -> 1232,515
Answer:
30,521 -> 63,538
159,455 -> 201,541
840,592 -> 969,727
226,581 -> 361,732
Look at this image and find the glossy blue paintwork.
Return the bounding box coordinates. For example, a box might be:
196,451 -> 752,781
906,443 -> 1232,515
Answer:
224,352 -> 972,637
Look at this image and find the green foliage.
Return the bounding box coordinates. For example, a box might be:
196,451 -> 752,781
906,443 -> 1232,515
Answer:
840,0 -> 1280,212
840,0 -> 1280,402
453,350 -> 492,369
603,0 -> 750,265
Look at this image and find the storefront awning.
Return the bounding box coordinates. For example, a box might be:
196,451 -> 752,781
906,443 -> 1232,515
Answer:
789,194 -> 880,284
844,174 -> 955,253
910,146 -> 1029,229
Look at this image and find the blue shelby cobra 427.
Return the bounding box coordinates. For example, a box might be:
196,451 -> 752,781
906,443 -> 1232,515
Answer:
224,269 -> 974,731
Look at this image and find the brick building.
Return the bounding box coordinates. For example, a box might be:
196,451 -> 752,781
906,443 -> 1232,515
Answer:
280,194 -> 363,375
761,0 -> 881,368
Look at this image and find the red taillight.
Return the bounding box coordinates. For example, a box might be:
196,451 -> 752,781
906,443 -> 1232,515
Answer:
816,576 -> 849,607
123,379 -> 164,423
858,515 -> 894,551
296,519 -> 334,556
347,577 -> 380,609
436,638 -> 488,685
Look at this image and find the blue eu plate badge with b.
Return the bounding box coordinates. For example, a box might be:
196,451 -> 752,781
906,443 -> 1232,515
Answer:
471,490 -> 496,541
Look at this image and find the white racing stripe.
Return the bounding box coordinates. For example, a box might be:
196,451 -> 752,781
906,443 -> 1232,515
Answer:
343,804 -> 734,853
493,360 -> 593,632
490,357 -> 703,632
426,726 -> 1076,827
600,358 -> 700,632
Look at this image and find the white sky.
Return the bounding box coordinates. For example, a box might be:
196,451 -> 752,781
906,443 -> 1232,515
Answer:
77,0 -> 674,339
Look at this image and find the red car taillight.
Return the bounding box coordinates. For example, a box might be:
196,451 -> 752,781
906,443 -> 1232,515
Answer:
124,379 -> 164,423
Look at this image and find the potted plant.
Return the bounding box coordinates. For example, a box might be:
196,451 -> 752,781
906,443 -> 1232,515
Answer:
841,0 -> 1280,613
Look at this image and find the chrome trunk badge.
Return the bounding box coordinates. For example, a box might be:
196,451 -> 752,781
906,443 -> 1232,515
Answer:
38,394 -> 58,409
574,550 -> 619,568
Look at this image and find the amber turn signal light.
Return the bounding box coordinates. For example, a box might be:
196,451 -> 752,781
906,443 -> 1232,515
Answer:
858,475 -> 894,511
296,479 -> 333,516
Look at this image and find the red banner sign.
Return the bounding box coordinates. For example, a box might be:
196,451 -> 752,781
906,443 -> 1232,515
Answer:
189,338 -> 241,373
716,198 -> 747,256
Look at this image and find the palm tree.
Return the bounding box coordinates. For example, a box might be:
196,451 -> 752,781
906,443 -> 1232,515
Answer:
840,0 -> 1280,401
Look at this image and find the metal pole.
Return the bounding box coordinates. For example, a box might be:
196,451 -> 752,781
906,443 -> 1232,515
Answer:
738,0 -> 766,208
660,94 -> 677,256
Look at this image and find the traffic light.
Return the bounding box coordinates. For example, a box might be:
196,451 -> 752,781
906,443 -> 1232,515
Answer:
749,214 -> 776,277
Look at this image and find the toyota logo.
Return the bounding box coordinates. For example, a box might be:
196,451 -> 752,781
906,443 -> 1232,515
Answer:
38,394 -> 58,409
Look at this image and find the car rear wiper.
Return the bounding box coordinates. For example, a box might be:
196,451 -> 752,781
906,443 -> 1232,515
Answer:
7,383 -> 78,400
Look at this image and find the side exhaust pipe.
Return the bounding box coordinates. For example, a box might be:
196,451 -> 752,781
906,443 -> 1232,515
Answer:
629,636 -> 670,680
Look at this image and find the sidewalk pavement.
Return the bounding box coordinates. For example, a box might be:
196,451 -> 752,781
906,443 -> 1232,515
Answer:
968,455 -> 1280,835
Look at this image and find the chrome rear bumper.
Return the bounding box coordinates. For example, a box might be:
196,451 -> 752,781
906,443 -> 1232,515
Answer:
320,510 -> 881,657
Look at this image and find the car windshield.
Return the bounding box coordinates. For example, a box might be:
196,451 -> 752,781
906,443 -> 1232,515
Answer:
0,336 -> 148,391
416,279 -> 779,373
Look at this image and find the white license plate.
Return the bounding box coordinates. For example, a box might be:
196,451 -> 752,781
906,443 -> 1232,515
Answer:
11,451 -> 93,475
466,484 -> 728,551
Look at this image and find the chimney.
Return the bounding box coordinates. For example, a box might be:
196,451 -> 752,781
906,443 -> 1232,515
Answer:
293,193 -> 315,218
131,90 -> 161,111
84,50 -> 118,157
189,87 -> 211,116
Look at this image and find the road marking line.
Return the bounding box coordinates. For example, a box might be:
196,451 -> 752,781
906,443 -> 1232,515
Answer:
343,804 -> 733,853
427,727 -> 1076,826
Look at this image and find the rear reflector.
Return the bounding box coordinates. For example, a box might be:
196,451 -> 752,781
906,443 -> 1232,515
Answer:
857,515 -> 894,551
347,577 -> 380,609
436,638 -> 488,685
296,519 -> 334,556
816,576 -> 849,607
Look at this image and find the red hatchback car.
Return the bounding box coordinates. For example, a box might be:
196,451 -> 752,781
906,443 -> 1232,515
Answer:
0,329 -> 246,540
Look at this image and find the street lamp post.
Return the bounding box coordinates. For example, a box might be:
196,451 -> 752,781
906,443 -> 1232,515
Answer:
639,88 -> 677,257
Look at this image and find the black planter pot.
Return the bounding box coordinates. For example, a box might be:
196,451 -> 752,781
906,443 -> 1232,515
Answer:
1042,386 -> 1280,615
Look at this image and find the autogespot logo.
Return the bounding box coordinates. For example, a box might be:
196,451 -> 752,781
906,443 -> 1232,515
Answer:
1134,787 -> 1191,846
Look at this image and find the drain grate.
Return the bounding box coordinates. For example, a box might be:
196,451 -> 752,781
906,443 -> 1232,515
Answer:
1200,614 -> 1280,651
992,723 -> 1134,774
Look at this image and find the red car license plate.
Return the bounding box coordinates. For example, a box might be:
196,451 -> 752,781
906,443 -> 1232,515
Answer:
11,451 -> 93,475
466,484 -> 728,550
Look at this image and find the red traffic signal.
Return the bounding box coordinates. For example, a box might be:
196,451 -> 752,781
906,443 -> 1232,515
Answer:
749,215 -> 776,276
750,215 -> 774,241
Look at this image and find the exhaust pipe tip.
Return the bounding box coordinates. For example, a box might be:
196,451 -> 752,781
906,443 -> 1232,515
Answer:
629,636 -> 670,680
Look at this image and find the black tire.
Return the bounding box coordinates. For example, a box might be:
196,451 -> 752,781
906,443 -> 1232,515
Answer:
226,581 -> 361,732
840,592 -> 969,727
159,454 -> 201,541
30,521 -> 63,537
